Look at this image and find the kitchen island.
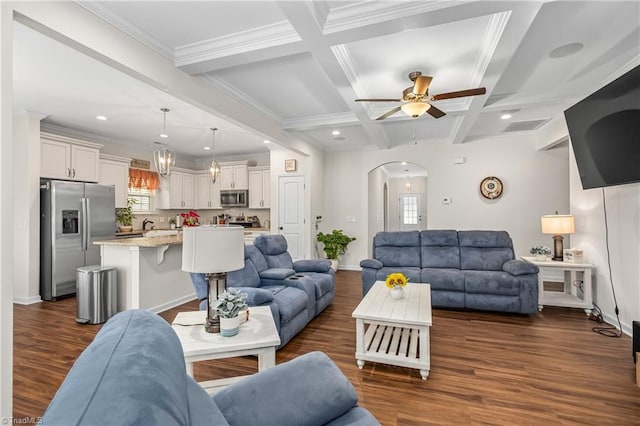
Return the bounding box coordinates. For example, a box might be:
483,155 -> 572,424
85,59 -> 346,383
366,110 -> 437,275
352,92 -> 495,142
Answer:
95,235 -> 194,313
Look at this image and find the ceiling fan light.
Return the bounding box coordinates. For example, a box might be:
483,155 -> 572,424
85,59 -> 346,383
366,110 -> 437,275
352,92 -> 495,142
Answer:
401,102 -> 430,118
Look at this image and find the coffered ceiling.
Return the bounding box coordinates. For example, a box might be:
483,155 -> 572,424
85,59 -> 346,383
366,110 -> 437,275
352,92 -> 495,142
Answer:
12,1 -> 640,161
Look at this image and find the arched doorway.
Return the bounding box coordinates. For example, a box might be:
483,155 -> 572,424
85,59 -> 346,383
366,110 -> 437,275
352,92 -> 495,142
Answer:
367,162 -> 428,256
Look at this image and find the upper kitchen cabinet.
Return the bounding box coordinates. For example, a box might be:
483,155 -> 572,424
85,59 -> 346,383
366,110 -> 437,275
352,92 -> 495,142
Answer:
248,166 -> 270,209
196,172 -> 222,209
219,161 -> 255,190
40,133 -> 102,182
156,169 -> 195,209
99,154 -> 131,208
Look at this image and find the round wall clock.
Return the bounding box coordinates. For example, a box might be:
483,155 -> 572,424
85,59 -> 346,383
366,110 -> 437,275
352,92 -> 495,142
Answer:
480,176 -> 503,199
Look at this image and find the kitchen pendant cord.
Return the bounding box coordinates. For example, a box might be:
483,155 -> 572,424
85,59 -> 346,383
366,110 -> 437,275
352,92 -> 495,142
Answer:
592,187 -> 622,338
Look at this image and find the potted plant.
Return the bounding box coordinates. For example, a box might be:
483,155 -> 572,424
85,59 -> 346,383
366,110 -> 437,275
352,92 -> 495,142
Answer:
213,289 -> 248,337
530,245 -> 552,261
316,229 -> 356,271
115,199 -> 136,232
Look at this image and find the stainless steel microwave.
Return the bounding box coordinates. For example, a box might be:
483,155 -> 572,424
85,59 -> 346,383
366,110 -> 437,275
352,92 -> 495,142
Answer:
220,190 -> 248,208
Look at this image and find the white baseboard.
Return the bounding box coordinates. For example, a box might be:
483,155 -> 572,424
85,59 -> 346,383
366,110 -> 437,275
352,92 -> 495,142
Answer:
601,311 -> 632,337
338,265 -> 361,271
148,294 -> 197,314
13,295 -> 42,305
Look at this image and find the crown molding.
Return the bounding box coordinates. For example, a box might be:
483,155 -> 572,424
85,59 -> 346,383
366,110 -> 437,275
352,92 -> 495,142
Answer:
281,112 -> 359,131
323,0 -> 474,34
40,123 -> 110,147
75,1 -> 174,60
175,21 -> 300,67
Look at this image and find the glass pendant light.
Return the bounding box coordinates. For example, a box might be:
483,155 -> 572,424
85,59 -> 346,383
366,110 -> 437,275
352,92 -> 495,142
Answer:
153,108 -> 175,177
209,127 -> 220,183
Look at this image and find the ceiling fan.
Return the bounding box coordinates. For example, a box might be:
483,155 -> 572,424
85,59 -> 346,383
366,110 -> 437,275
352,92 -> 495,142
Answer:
355,71 -> 486,120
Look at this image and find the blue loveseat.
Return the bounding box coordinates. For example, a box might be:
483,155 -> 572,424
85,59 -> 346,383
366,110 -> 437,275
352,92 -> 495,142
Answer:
192,234 -> 336,348
42,310 -> 379,425
360,230 -> 539,314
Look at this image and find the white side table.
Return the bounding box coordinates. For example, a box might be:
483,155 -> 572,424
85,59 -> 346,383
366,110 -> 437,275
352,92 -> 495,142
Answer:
171,306 -> 280,394
521,256 -> 595,315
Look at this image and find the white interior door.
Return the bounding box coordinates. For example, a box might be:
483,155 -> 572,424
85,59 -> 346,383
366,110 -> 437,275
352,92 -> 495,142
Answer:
399,193 -> 422,231
278,175 -> 305,260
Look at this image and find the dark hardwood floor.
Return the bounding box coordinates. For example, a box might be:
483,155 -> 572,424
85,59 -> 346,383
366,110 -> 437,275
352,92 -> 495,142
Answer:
13,271 -> 640,425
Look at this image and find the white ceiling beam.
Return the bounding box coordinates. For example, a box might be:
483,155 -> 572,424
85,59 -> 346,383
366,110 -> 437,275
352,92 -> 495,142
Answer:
277,1 -> 391,150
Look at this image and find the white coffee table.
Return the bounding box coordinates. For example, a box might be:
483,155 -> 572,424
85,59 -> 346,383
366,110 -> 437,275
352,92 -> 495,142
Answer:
171,305 -> 280,394
352,281 -> 432,379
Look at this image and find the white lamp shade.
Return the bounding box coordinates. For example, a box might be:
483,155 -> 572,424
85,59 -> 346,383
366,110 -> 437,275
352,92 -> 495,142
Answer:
181,225 -> 244,273
541,214 -> 575,235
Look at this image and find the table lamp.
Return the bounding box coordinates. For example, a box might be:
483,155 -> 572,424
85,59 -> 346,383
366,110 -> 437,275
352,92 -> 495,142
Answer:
181,225 -> 244,333
541,213 -> 575,261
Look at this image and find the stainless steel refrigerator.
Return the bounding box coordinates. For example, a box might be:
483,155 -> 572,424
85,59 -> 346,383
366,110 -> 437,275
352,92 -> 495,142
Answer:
40,180 -> 116,300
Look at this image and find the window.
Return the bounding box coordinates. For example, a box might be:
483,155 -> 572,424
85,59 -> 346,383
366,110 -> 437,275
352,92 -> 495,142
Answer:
128,188 -> 154,213
402,195 -> 418,225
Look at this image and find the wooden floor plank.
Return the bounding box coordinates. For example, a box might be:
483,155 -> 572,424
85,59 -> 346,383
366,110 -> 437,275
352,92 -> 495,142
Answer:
12,271 -> 640,425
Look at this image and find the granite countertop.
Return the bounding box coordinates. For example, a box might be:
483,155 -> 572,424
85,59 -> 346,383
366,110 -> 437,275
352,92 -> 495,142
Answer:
96,235 -> 183,247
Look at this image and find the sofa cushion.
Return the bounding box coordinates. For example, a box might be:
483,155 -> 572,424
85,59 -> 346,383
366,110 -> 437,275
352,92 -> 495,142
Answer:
264,286 -> 308,324
227,256 -> 261,288
464,270 -> 521,296
421,246 -> 461,269
375,267 -> 422,286
294,259 -> 331,273
298,272 -> 335,298
186,375 -> 229,425
260,268 -> 296,280
458,230 -> 513,248
373,231 -> 421,267
43,310 -> 195,425
503,259 -> 539,276
421,268 -> 465,292
213,352 -> 359,426
246,245 -> 270,273
232,287 -> 275,306
460,247 -> 514,271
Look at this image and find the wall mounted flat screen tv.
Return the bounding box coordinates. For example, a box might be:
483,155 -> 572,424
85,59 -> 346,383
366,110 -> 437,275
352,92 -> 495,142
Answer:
564,65 -> 640,189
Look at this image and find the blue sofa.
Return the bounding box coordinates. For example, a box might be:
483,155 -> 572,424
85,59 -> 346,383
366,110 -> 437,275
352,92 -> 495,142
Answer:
193,234 -> 335,348
360,230 -> 539,314
42,310 -> 379,425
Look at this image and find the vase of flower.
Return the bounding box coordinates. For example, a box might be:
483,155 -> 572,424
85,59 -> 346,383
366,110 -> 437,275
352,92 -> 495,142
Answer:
385,272 -> 408,299
390,286 -> 404,299
530,246 -> 551,262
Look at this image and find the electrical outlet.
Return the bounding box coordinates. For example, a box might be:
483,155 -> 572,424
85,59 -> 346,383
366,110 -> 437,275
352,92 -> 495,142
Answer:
158,216 -> 165,223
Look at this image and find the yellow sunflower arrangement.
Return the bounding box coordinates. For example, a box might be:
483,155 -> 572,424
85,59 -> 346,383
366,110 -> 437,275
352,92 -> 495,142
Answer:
385,272 -> 408,289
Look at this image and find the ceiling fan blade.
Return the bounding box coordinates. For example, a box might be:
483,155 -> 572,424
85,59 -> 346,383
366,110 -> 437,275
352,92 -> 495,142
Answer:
375,106 -> 402,120
355,98 -> 402,102
412,75 -> 432,96
431,87 -> 486,101
426,104 -> 446,118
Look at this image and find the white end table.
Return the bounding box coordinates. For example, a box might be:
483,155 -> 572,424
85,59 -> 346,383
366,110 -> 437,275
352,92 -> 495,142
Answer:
171,305 -> 280,394
352,281 -> 432,380
522,256 -> 595,315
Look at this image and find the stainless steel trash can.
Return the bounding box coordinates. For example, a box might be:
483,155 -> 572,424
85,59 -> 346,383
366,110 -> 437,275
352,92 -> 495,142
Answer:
76,265 -> 117,324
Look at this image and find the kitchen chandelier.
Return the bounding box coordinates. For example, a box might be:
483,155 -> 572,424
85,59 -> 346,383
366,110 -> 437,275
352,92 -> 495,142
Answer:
153,107 -> 175,177
209,127 -> 220,183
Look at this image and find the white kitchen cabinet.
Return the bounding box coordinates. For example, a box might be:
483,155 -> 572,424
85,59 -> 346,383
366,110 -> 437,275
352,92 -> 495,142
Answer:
157,170 -> 196,209
41,133 -> 102,182
220,161 -> 254,190
196,173 -> 222,209
248,167 -> 270,209
99,154 -> 131,208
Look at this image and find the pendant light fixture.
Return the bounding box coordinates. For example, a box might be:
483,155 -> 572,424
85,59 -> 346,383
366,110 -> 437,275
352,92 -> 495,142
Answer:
153,107 -> 175,177
209,127 -> 220,183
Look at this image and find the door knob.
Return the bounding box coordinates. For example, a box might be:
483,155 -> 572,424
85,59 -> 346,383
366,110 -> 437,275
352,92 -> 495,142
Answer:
279,226 -> 283,230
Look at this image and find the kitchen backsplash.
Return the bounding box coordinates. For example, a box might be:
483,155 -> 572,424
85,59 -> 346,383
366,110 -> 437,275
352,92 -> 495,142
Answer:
129,208 -> 270,230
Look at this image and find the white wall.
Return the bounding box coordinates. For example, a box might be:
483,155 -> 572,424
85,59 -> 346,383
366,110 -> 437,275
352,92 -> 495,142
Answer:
0,1 -> 13,416
323,135 -> 570,269
569,147 -> 639,335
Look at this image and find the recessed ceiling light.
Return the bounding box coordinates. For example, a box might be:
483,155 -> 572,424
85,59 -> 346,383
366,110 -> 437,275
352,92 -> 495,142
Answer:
264,140 -> 270,144
500,113 -> 512,120
549,42 -> 584,59
96,115 -> 108,121
160,133 -> 168,138
401,161 -> 407,165
204,146 -> 211,150
332,130 -> 340,136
